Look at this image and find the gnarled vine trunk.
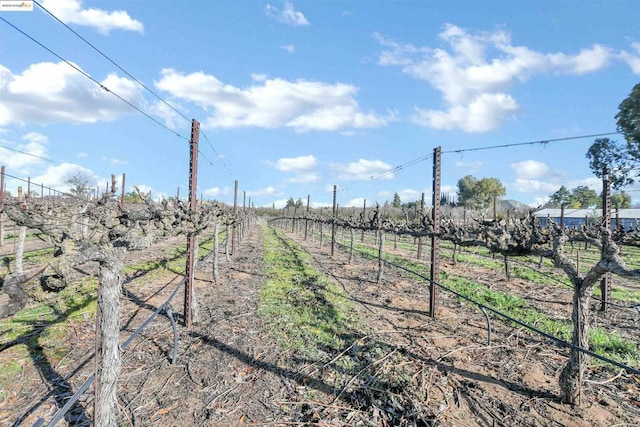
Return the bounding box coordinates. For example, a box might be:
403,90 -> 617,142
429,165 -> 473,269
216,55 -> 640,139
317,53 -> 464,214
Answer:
96,248 -> 125,426
560,278 -> 591,404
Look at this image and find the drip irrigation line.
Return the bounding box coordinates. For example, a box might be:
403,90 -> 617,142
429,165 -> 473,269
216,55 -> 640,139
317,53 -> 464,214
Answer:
301,220 -> 640,312
35,276 -> 187,427
120,278 -> 184,351
271,220 -> 639,375
331,237 -> 640,375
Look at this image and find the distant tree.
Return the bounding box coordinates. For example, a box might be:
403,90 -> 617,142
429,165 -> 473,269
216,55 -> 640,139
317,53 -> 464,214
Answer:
66,174 -> 92,199
586,83 -> 640,188
295,197 -> 304,209
476,177 -> 506,209
125,191 -> 144,203
402,200 -> 419,209
569,186 -> 599,208
611,192 -> 632,209
286,197 -> 295,208
457,175 -> 479,208
457,175 -> 505,209
547,186 -> 572,207
392,192 -> 401,208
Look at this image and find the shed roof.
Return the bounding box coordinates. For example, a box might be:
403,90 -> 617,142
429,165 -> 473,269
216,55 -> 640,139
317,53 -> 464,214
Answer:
533,208 -> 640,219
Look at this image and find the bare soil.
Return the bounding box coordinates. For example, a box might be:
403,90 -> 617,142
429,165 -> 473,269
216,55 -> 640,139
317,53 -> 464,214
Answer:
1,221 -> 639,426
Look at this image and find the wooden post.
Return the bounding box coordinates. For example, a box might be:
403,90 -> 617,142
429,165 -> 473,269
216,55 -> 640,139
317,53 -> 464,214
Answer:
120,173 -> 126,209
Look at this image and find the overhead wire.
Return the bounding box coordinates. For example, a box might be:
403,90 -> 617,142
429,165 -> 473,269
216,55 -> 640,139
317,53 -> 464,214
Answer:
369,132 -> 620,182
33,1 -> 234,177
0,16 -> 190,143
442,132 -> 619,155
369,153 -> 433,181
199,131 -> 234,178
33,0 -> 191,125
4,172 -> 95,203
0,143 -> 56,164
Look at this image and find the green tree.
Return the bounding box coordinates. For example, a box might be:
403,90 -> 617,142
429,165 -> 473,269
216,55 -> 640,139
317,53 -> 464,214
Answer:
569,186 -> 599,208
587,83 -> 640,188
611,192 -> 632,209
286,197 -> 295,208
125,191 -> 144,203
457,175 -> 505,209
547,186 -> 572,207
456,175 -> 479,208
295,197 -> 304,209
392,192 -> 401,208
475,177 -> 506,209
66,174 -> 92,199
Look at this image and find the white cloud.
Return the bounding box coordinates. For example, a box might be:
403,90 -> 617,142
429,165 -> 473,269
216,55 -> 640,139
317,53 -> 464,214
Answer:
265,1 -> 309,26
274,155 -> 317,172
154,69 -> 388,132
204,186 -> 231,197
149,99 -> 185,130
102,156 -> 127,166
397,189 -> 421,202
0,62 -> 144,126
76,152 -> 88,159
331,159 -> 394,181
281,44 -> 296,53
377,24 -> 616,132
246,186 -> 283,197
0,132 -> 49,173
266,198 -> 289,209
26,163 -> 101,196
344,197 -> 366,208
455,160 -> 483,172
288,172 -> 321,183
508,160 -> 568,196
40,0 -> 143,34
412,93 -> 518,132
441,184 -> 458,197
509,160 -> 551,179
619,41 -> 640,74
511,178 -> 559,194
251,73 -> 268,82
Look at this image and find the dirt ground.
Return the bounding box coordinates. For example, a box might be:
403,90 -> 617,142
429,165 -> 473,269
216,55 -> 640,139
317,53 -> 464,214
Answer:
1,220 -> 639,426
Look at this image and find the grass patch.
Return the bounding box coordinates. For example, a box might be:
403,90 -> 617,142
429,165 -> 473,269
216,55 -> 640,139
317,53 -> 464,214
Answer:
259,225 -> 357,358
0,276 -> 98,392
347,241 -> 640,367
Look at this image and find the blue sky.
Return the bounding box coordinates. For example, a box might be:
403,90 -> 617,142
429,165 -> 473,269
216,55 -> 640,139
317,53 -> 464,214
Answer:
1,0 -> 639,209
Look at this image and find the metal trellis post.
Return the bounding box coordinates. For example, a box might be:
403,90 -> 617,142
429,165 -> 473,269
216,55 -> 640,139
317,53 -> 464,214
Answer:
429,146 -> 441,318
331,185 -> 337,257
184,119 -> 199,327
600,167 -> 612,312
